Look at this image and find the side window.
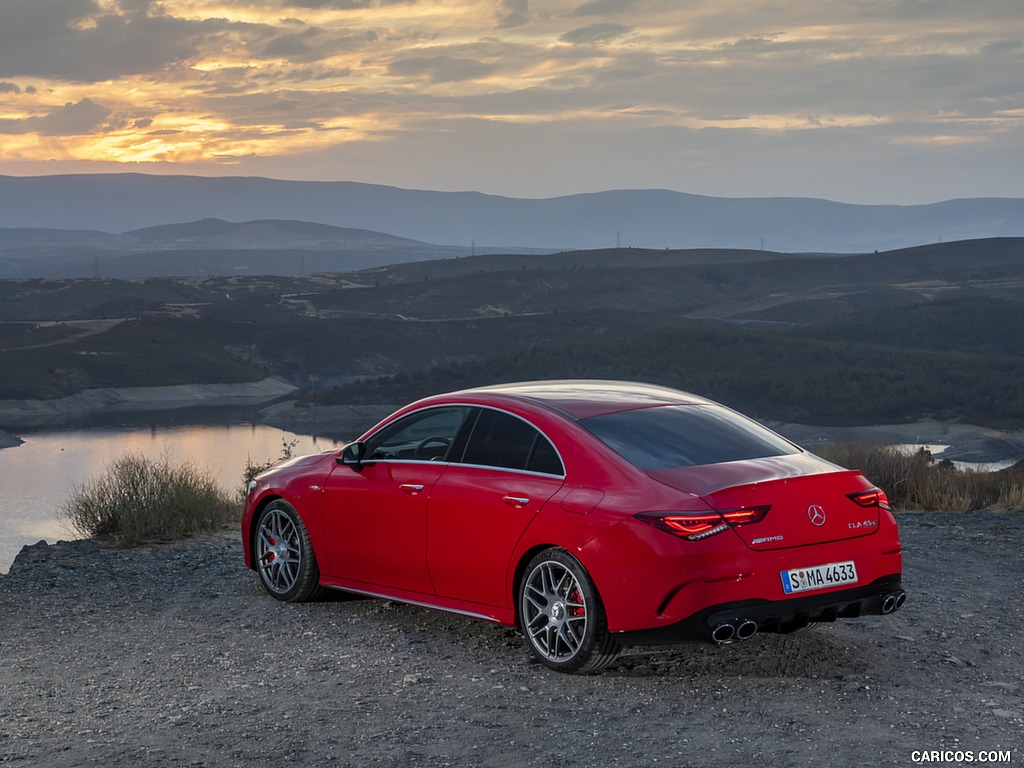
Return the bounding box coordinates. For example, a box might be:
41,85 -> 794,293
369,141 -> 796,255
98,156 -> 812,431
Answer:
461,409 -> 564,475
527,435 -> 564,475
364,407 -> 468,462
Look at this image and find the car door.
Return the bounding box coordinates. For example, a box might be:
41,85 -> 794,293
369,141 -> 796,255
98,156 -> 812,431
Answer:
426,408 -> 566,608
321,406 -> 470,594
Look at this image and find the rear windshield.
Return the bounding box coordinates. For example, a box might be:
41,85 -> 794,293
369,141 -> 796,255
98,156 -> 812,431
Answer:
580,404 -> 799,469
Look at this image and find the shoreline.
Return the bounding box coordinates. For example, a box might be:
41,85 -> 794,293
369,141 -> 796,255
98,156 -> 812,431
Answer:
0,376 -> 297,431
3,390 -> 1024,466
770,420 -> 1024,465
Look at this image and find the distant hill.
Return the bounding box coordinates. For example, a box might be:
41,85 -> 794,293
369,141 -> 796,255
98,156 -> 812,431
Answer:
313,237 -> 1024,322
0,218 -> 490,278
123,219 -> 426,249
1,173 -> 1023,253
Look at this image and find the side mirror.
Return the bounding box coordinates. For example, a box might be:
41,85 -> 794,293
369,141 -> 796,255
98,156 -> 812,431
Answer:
338,441 -> 365,471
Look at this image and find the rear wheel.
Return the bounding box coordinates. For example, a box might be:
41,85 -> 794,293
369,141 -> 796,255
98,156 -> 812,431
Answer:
254,500 -> 324,602
519,548 -> 620,673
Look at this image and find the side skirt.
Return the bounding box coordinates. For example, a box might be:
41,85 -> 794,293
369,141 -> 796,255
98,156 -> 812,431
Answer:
319,577 -> 516,627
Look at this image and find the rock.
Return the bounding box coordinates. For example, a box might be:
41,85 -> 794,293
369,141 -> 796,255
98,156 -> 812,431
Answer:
402,673 -> 433,686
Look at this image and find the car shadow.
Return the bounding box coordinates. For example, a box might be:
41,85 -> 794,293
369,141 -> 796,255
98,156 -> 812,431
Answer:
606,627 -> 872,680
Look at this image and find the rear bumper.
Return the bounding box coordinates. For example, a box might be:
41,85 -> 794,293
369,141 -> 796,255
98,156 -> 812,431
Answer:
615,574 -> 905,646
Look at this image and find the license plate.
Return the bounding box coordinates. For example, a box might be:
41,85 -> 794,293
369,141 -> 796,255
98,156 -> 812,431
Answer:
781,561 -> 858,594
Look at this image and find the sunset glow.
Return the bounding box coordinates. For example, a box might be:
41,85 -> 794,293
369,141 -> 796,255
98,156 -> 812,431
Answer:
1,0 -> 1021,202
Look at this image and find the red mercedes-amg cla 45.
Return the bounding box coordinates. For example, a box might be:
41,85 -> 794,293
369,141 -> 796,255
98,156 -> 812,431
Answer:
242,380 -> 905,673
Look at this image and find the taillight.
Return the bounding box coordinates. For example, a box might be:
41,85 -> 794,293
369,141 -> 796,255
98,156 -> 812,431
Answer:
847,488 -> 891,511
639,506 -> 770,541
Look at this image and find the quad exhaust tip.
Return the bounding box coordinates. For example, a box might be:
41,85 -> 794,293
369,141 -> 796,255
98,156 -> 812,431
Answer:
736,619 -> 758,640
711,590 -> 905,644
881,591 -> 907,614
711,619 -> 758,645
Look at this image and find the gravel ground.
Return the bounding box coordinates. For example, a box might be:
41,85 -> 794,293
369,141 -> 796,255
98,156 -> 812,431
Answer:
1,512 -> 1021,768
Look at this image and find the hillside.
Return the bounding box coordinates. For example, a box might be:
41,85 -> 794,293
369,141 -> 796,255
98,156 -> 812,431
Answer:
2,237 -> 1024,429
2,174 -> 1023,252
314,318 -> 1024,426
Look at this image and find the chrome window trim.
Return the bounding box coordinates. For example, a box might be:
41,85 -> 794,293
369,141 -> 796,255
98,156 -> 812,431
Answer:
447,461 -> 567,480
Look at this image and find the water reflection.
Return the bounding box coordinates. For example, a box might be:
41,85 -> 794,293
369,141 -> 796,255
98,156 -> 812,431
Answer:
892,443 -> 1017,473
0,423 -> 348,573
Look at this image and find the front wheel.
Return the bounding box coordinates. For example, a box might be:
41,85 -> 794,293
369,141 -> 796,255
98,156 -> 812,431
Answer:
518,548 -> 620,673
254,500 -> 324,602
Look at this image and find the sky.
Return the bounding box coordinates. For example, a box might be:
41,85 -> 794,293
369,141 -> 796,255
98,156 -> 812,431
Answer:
0,0 -> 1022,204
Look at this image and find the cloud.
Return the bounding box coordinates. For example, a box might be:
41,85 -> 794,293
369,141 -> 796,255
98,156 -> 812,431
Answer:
261,28 -> 319,58
0,0 -> 238,82
387,55 -> 500,83
981,40 -> 1023,55
559,23 -> 631,45
0,98 -> 113,135
32,99 -> 113,135
283,0 -> 416,7
283,0 -> 374,7
570,0 -> 634,17
0,83 -> 21,95
260,26 -> 380,62
496,0 -> 529,29
856,0 -> 1024,22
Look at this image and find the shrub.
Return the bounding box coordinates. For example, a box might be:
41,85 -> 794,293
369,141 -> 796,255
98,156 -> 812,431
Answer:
62,452 -> 239,546
815,443 -> 1024,512
240,438 -> 297,499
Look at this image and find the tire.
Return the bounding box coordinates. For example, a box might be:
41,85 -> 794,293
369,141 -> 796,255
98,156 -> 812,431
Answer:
518,548 -> 620,673
253,500 -> 324,602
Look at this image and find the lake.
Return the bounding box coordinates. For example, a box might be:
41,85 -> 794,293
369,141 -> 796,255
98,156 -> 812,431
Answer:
0,422 -> 350,573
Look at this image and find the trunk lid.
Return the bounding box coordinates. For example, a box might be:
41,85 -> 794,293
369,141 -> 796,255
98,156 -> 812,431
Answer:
647,454 -> 880,550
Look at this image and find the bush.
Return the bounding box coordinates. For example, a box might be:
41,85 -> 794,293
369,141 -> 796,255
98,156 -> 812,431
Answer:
240,438 -> 297,499
815,443 -> 1024,512
62,452 -> 239,546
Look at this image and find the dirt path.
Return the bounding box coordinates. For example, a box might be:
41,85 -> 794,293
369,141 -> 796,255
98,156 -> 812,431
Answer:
0,319 -> 125,352
1,512 -> 1021,767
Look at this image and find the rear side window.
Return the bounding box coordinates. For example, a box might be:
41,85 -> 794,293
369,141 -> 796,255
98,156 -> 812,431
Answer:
527,434 -> 563,475
461,409 -> 564,475
580,405 -> 797,469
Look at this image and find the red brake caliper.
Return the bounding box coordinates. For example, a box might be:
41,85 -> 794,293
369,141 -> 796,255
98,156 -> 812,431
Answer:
569,587 -> 585,616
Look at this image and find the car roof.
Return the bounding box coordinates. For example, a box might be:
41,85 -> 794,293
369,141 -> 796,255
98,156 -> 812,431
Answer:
446,380 -> 716,420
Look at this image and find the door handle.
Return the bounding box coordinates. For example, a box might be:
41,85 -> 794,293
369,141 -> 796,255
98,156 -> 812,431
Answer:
400,483 -> 425,495
502,495 -> 530,508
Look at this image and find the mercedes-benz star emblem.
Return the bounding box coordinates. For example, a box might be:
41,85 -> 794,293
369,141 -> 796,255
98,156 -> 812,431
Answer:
807,504 -> 826,527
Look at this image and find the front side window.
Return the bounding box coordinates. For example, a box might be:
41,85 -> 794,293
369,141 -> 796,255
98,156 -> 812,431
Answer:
580,405 -> 798,469
364,407 -> 468,462
461,409 -> 564,475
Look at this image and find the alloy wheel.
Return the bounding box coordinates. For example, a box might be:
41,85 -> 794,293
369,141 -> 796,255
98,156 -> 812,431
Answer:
522,559 -> 589,662
256,506 -> 303,595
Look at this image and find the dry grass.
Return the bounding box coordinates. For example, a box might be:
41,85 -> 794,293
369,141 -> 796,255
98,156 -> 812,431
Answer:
62,453 -> 239,546
815,442 -> 1024,512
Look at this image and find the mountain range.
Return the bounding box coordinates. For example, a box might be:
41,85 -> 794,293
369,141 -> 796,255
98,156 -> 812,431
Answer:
2,173 -> 1023,255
